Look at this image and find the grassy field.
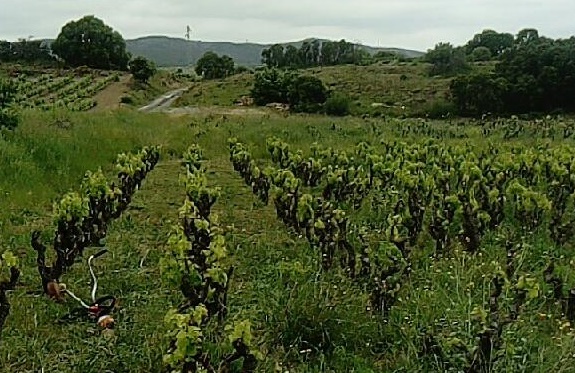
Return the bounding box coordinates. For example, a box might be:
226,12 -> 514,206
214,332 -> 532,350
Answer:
1,109 -> 575,372
175,63 -> 454,117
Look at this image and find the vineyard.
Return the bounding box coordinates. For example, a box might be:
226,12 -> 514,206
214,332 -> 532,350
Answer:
1,112 -> 575,372
10,70 -> 121,111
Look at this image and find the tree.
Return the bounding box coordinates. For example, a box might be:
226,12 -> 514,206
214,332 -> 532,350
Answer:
195,52 -> 235,80
261,44 -> 285,68
470,46 -> 492,62
449,32 -> 575,115
465,29 -> 514,57
52,15 -> 130,70
0,39 -> 54,65
515,28 -> 540,46
0,80 -> 19,130
251,69 -> 327,113
283,45 -> 300,68
450,73 -> 508,115
425,42 -> 469,76
251,69 -> 293,105
130,56 -> 157,83
288,75 -> 327,113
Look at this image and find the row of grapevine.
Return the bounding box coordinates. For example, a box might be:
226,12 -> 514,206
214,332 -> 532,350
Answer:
14,73 -> 120,111
162,144 -> 260,372
229,136 -> 575,371
0,251 -> 19,338
31,146 -> 160,299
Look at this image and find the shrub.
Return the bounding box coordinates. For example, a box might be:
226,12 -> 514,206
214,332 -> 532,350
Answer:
129,56 -> 156,83
325,93 -> 351,116
120,95 -> 134,104
251,68 -> 294,105
0,80 -> 19,130
288,75 -> 327,113
252,69 -> 327,113
422,99 -> 457,119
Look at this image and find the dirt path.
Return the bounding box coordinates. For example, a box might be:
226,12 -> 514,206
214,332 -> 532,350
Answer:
137,87 -> 190,113
91,74 -> 131,111
137,87 -> 269,116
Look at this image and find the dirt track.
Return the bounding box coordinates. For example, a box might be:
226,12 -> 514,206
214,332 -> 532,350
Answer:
137,87 -> 190,113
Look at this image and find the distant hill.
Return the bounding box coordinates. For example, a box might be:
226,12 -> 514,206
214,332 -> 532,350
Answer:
125,36 -> 424,67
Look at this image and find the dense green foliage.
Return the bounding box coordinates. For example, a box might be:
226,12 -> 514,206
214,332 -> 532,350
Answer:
262,39 -> 371,68
251,68 -> 327,112
324,92 -> 351,116
451,30 -> 575,115
251,68 -> 292,105
0,39 -> 54,65
52,16 -> 130,70
288,75 -> 328,113
464,29 -> 514,58
0,79 -> 19,130
129,56 -> 156,83
424,42 -> 469,76
194,51 -> 235,80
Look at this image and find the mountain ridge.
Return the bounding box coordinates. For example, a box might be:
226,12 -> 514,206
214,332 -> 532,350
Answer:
125,36 -> 424,67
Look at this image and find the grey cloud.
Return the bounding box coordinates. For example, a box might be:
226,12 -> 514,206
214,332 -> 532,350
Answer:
1,0 -> 574,50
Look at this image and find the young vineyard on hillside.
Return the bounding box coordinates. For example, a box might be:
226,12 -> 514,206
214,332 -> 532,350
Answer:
11,71 -> 120,111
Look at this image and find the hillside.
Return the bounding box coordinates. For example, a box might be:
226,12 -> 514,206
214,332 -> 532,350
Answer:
176,63 -> 451,117
126,36 -> 424,67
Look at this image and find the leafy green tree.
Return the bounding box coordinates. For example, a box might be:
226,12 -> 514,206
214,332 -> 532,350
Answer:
515,28 -> 540,46
283,45 -> 301,68
425,42 -> 469,76
0,80 -> 19,130
450,72 -> 508,115
261,44 -> 285,68
470,46 -> 492,62
195,52 -> 235,80
288,75 -> 327,113
449,31 -> 575,115
51,15 -> 130,70
251,69 -> 327,112
465,29 -> 514,57
0,39 -> 54,65
129,56 -> 157,83
251,68 -> 294,105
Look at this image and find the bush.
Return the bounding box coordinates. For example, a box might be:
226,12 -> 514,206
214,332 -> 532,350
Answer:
0,80 -> 19,130
195,51 -> 235,80
120,95 -> 135,104
252,69 -> 327,113
421,99 -> 457,119
129,56 -> 156,83
325,93 -> 351,116
251,68 -> 293,105
288,75 -> 327,113
0,110 -> 19,130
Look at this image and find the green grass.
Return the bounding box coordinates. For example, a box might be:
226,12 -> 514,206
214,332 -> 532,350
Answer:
1,110 -> 575,372
175,63 -> 455,117
177,73 -> 254,107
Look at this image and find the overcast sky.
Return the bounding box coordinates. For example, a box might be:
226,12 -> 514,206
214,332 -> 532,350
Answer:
1,0 -> 573,51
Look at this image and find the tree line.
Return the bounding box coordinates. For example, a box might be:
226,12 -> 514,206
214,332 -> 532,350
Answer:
0,39 -> 54,65
424,28 -> 575,116
261,39 -> 372,68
